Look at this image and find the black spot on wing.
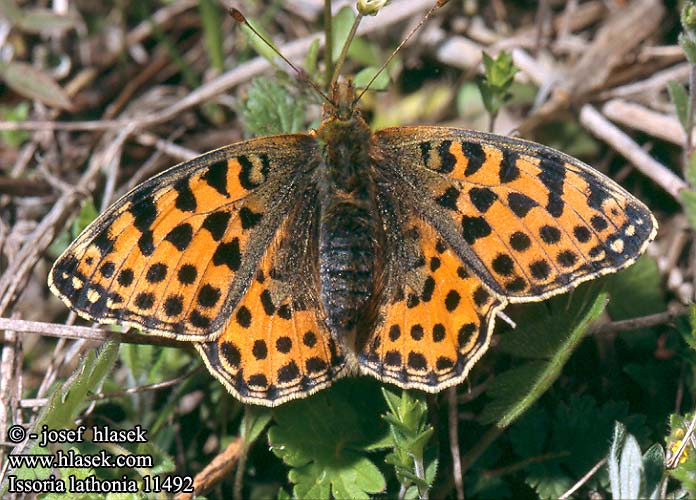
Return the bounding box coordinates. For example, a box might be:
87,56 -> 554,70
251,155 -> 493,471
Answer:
462,216 -> 492,244
212,239 -> 241,271
240,207 -> 263,229
461,142 -> 485,176
165,223 -> 194,251
499,150 -> 520,182
436,186 -> 460,210
436,140 -> 456,174
507,192 -> 537,218
174,178 -> 197,212
202,160 -> 229,197
202,211 -> 231,241
469,187 -> 498,213
131,196 -> 157,232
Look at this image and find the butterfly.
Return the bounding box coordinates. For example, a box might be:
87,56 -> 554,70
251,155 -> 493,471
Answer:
48,14 -> 657,408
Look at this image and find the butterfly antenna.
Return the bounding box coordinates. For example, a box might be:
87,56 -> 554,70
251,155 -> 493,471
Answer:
229,8 -> 334,108
354,0 -> 449,105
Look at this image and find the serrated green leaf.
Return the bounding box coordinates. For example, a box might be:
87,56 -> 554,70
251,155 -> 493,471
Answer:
268,379 -> 386,499
518,397 -> 646,499
0,60 -> 73,110
680,32 -> 696,64
668,80 -> 691,132
240,77 -> 306,136
686,306 -> 696,352
481,289 -> 607,427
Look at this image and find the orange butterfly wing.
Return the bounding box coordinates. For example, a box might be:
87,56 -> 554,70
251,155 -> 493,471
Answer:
359,218 -> 504,390
49,135 -> 320,341
374,127 -> 657,302
357,126 -> 656,390
197,208 -> 348,405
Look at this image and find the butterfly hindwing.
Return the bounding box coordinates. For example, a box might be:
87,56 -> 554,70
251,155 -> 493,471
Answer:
49,135 -> 320,340
373,127 -> 657,302
197,194 -> 349,406
359,218 -> 504,391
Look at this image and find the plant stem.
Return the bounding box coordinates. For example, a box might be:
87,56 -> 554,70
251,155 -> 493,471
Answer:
488,110 -> 498,133
324,0 -> 333,89
414,454 -> 429,500
686,63 -> 696,172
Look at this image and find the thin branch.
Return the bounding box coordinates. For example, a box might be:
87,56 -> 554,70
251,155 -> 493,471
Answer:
448,387 -> 465,500
579,104 -> 687,200
0,317 -> 192,348
18,367 -> 204,408
558,457 -> 608,499
174,437 -> 245,500
590,308 -> 688,336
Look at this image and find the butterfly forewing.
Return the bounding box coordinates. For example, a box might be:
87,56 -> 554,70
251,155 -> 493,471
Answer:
49,135 -> 320,340
373,127 -> 657,303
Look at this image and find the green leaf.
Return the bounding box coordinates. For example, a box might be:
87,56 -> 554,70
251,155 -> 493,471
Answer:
241,405 -> 272,445
268,379 -> 387,499
332,7 -> 356,63
681,188 -> 696,231
380,389 -> 435,497
353,66 -> 390,91
304,38 -> 320,78
8,340 -> 120,484
609,422 -> 643,500
643,443 -> 666,499
687,149 -> 696,188
0,60 -> 73,110
0,102 -> 30,148
481,288 -> 607,427
606,256 -> 664,321
476,50 -> 518,118
199,0 -> 224,72
242,16 -> 281,65
518,396 -> 647,499
680,33 -> 696,64
240,77 -> 306,136
667,80 -> 691,132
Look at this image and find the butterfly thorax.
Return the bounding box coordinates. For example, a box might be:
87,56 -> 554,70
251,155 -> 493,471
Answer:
316,80 -> 382,341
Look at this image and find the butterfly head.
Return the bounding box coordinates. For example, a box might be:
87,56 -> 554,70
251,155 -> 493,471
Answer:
317,79 -> 370,143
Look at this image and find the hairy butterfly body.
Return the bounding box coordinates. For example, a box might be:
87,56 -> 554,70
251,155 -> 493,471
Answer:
50,75 -> 656,406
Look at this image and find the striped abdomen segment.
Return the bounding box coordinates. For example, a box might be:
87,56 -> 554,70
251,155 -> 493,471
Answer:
319,201 -> 377,334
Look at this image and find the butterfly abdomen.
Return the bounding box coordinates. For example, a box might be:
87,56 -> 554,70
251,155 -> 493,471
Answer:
319,198 -> 377,334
